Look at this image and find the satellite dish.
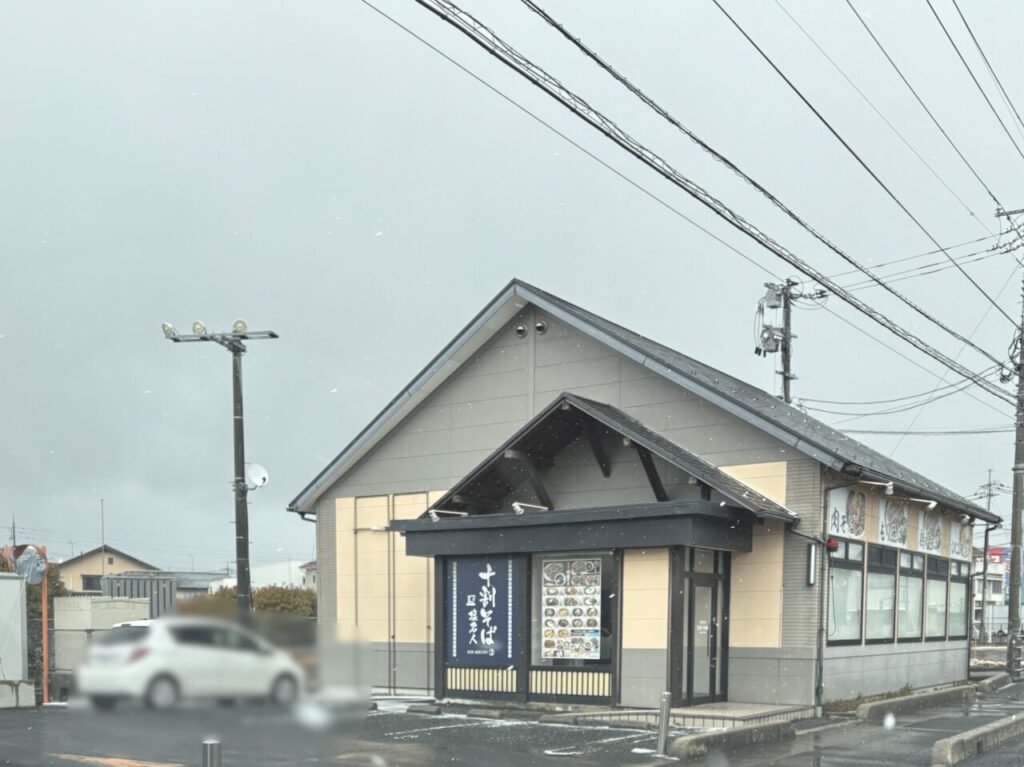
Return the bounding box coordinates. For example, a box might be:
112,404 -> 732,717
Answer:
246,463 -> 269,490
13,545 -> 47,586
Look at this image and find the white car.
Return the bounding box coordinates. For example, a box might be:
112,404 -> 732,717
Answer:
76,617 -> 304,711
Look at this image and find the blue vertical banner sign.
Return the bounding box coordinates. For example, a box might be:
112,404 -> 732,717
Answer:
446,555 -> 518,667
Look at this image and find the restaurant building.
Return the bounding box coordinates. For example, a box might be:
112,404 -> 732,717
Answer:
288,279 -> 996,710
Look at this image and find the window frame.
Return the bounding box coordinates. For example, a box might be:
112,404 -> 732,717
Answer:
925,557 -> 950,641
865,544 -> 898,644
827,539 -> 865,646
81,574 -> 102,592
897,551 -> 925,643
947,560 -> 970,640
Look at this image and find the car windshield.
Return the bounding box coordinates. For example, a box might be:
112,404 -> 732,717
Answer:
95,625 -> 149,645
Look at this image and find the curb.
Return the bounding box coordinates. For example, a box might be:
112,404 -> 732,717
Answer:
669,721 -> 795,760
856,685 -> 975,721
466,708 -> 505,720
975,673 -> 1012,693
407,703 -> 442,715
931,713 -> 1024,766
538,714 -> 578,725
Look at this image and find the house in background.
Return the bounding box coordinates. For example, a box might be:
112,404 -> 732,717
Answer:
55,545 -> 157,594
301,561 -> 317,589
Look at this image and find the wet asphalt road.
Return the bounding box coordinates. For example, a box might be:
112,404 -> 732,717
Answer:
4,687 -> 1024,767
0,700 -> 682,767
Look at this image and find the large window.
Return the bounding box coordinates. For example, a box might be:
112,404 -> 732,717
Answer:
531,551 -> 617,668
866,546 -> 897,641
828,540 -> 864,643
898,552 -> 924,640
926,558 -> 950,639
948,561 -> 970,639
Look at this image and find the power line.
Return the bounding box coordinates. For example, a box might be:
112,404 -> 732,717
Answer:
362,0 -> 1011,418
713,0 -> 1017,328
822,255 -> 1021,432
800,364 -> 1000,411
949,0 -> 1024,140
408,0 -> 1014,405
353,0 -> 990,416
827,234 -> 999,280
844,0 -> 1003,208
518,0 -> 1009,369
771,0 -> 993,235
354,0 -> 782,283
887,250 -> 1023,454
842,426 -> 1012,436
801,367 -> 999,406
923,0 -> 1024,163
843,239 -> 1021,291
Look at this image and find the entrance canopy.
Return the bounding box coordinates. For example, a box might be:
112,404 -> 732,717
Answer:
390,393 -> 798,556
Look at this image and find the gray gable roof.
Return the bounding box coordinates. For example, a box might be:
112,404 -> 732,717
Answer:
289,279 -> 993,522
428,392 -> 797,522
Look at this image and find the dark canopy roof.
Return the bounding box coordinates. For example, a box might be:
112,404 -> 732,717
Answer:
428,392 -> 797,523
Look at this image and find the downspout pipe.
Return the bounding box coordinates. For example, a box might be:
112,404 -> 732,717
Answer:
815,478 -> 860,715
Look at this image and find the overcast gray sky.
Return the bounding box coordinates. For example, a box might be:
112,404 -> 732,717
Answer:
3,1 -> 1023,570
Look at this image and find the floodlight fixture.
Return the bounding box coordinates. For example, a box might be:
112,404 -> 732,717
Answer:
161,322 -> 177,339
192,321 -> 207,335
232,319 -> 248,334
512,502 -> 549,515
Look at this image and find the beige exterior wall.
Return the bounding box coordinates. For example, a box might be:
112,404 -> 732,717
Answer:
56,549 -> 156,593
334,492 -> 441,647
729,522 -> 785,648
621,549 -> 670,650
721,463 -> 787,649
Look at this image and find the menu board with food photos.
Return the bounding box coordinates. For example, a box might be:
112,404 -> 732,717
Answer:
540,557 -> 601,660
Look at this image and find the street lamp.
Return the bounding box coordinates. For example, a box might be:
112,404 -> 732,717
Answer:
161,320 -> 278,616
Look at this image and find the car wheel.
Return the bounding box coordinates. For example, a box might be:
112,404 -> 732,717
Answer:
144,675 -> 179,710
269,674 -> 299,707
90,695 -> 118,712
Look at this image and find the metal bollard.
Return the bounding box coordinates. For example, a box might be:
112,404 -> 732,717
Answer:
656,691 -> 672,756
202,738 -> 222,767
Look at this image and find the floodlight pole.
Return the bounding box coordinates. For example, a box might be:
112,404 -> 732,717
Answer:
231,346 -> 251,615
162,322 -> 278,618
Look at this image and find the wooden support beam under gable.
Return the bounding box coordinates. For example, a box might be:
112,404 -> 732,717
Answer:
502,449 -> 554,510
579,413 -> 611,478
635,445 -> 669,502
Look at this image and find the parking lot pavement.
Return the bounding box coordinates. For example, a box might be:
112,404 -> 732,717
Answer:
0,701 -> 681,767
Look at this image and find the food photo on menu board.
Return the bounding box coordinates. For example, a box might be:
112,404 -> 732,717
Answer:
540,558 -> 601,660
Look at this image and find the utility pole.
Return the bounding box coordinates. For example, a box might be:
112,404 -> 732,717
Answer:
997,206 -> 1024,642
162,319 -> 278,617
1010,286 -> 1024,640
755,280 -> 828,403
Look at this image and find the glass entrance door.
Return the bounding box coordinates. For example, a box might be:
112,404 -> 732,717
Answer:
687,574 -> 719,704
670,548 -> 728,706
